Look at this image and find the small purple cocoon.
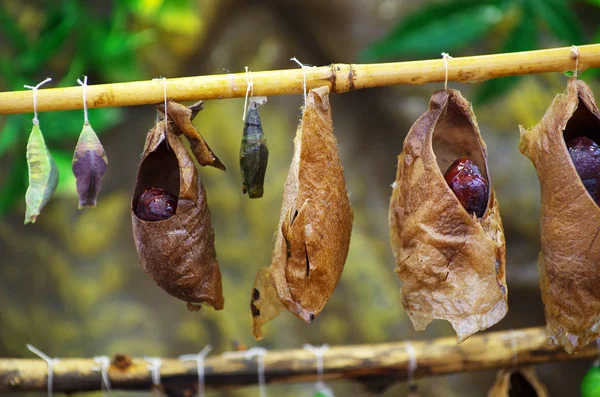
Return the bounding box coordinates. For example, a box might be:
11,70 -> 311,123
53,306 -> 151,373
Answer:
72,123 -> 108,209
73,150 -> 108,208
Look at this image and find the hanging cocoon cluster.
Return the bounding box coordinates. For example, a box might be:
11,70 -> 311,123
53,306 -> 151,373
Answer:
131,100 -> 225,311
520,78 -> 600,354
389,88 -> 508,343
250,86 -> 354,339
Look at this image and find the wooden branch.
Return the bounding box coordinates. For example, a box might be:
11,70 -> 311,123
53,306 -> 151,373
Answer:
0,327 -> 596,393
0,45 -> 599,115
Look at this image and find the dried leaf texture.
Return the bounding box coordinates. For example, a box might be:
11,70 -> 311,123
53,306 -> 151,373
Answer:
72,123 -> 108,209
251,86 -> 353,339
157,100 -> 226,171
519,79 -> 600,353
389,89 -> 507,343
25,124 -> 59,224
131,115 -> 223,310
487,368 -> 548,397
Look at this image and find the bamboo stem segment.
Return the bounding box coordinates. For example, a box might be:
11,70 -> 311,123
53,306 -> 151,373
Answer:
0,45 -> 599,115
0,327 -> 596,393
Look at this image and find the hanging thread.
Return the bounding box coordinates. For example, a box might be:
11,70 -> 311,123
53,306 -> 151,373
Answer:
91,355 -> 112,395
152,77 -> 168,128
223,347 -> 267,397
179,345 -> 213,397
405,342 -> 418,390
571,45 -> 580,78
303,344 -> 329,388
144,356 -> 162,395
76,76 -> 90,125
27,344 -> 59,397
243,66 -> 254,121
441,53 -> 453,90
247,347 -> 267,397
303,344 -> 334,396
290,57 -> 308,106
23,78 -> 52,126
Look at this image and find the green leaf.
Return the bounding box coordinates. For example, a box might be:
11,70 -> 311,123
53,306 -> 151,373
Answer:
475,5 -> 538,104
24,124 -> 59,224
581,0 -> 600,5
528,0 -> 585,44
360,0 -> 504,61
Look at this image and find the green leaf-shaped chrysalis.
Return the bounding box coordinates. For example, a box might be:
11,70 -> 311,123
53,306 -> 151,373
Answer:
25,123 -> 59,224
72,122 -> 108,209
240,102 -> 268,198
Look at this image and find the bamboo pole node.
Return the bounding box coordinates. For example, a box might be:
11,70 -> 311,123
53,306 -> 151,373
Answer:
441,52 -> 453,90
91,356 -> 111,394
26,344 -> 59,397
23,78 -> 52,125
179,345 -> 213,397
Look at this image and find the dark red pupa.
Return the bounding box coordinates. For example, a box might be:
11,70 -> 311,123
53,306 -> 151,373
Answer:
444,158 -> 489,218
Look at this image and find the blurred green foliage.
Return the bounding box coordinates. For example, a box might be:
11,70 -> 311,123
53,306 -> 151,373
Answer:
0,0 -> 207,217
361,0 -> 596,103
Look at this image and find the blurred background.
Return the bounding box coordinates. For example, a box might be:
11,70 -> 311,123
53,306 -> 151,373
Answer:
1,0 -> 599,396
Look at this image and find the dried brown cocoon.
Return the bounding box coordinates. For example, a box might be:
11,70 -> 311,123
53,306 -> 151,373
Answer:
487,367 -> 548,397
519,78 -> 600,354
250,86 -> 353,340
157,100 -> 226,171
389,89 -> 507,343
131,108 -> 224,311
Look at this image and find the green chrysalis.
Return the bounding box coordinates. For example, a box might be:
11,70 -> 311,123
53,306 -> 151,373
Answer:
582,364 -> 600,397
24,123 -> 59,224
72,122 -> 108,208
240,101 -> 268,198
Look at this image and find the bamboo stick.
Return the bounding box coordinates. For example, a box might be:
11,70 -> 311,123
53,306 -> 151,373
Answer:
0,327 -> 596,393
0,45 -> 599,115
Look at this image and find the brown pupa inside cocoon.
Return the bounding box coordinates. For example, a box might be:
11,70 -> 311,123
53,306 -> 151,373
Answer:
131,107 -> 224,311
389,89 -> 507,343
519,78 -> 600,354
